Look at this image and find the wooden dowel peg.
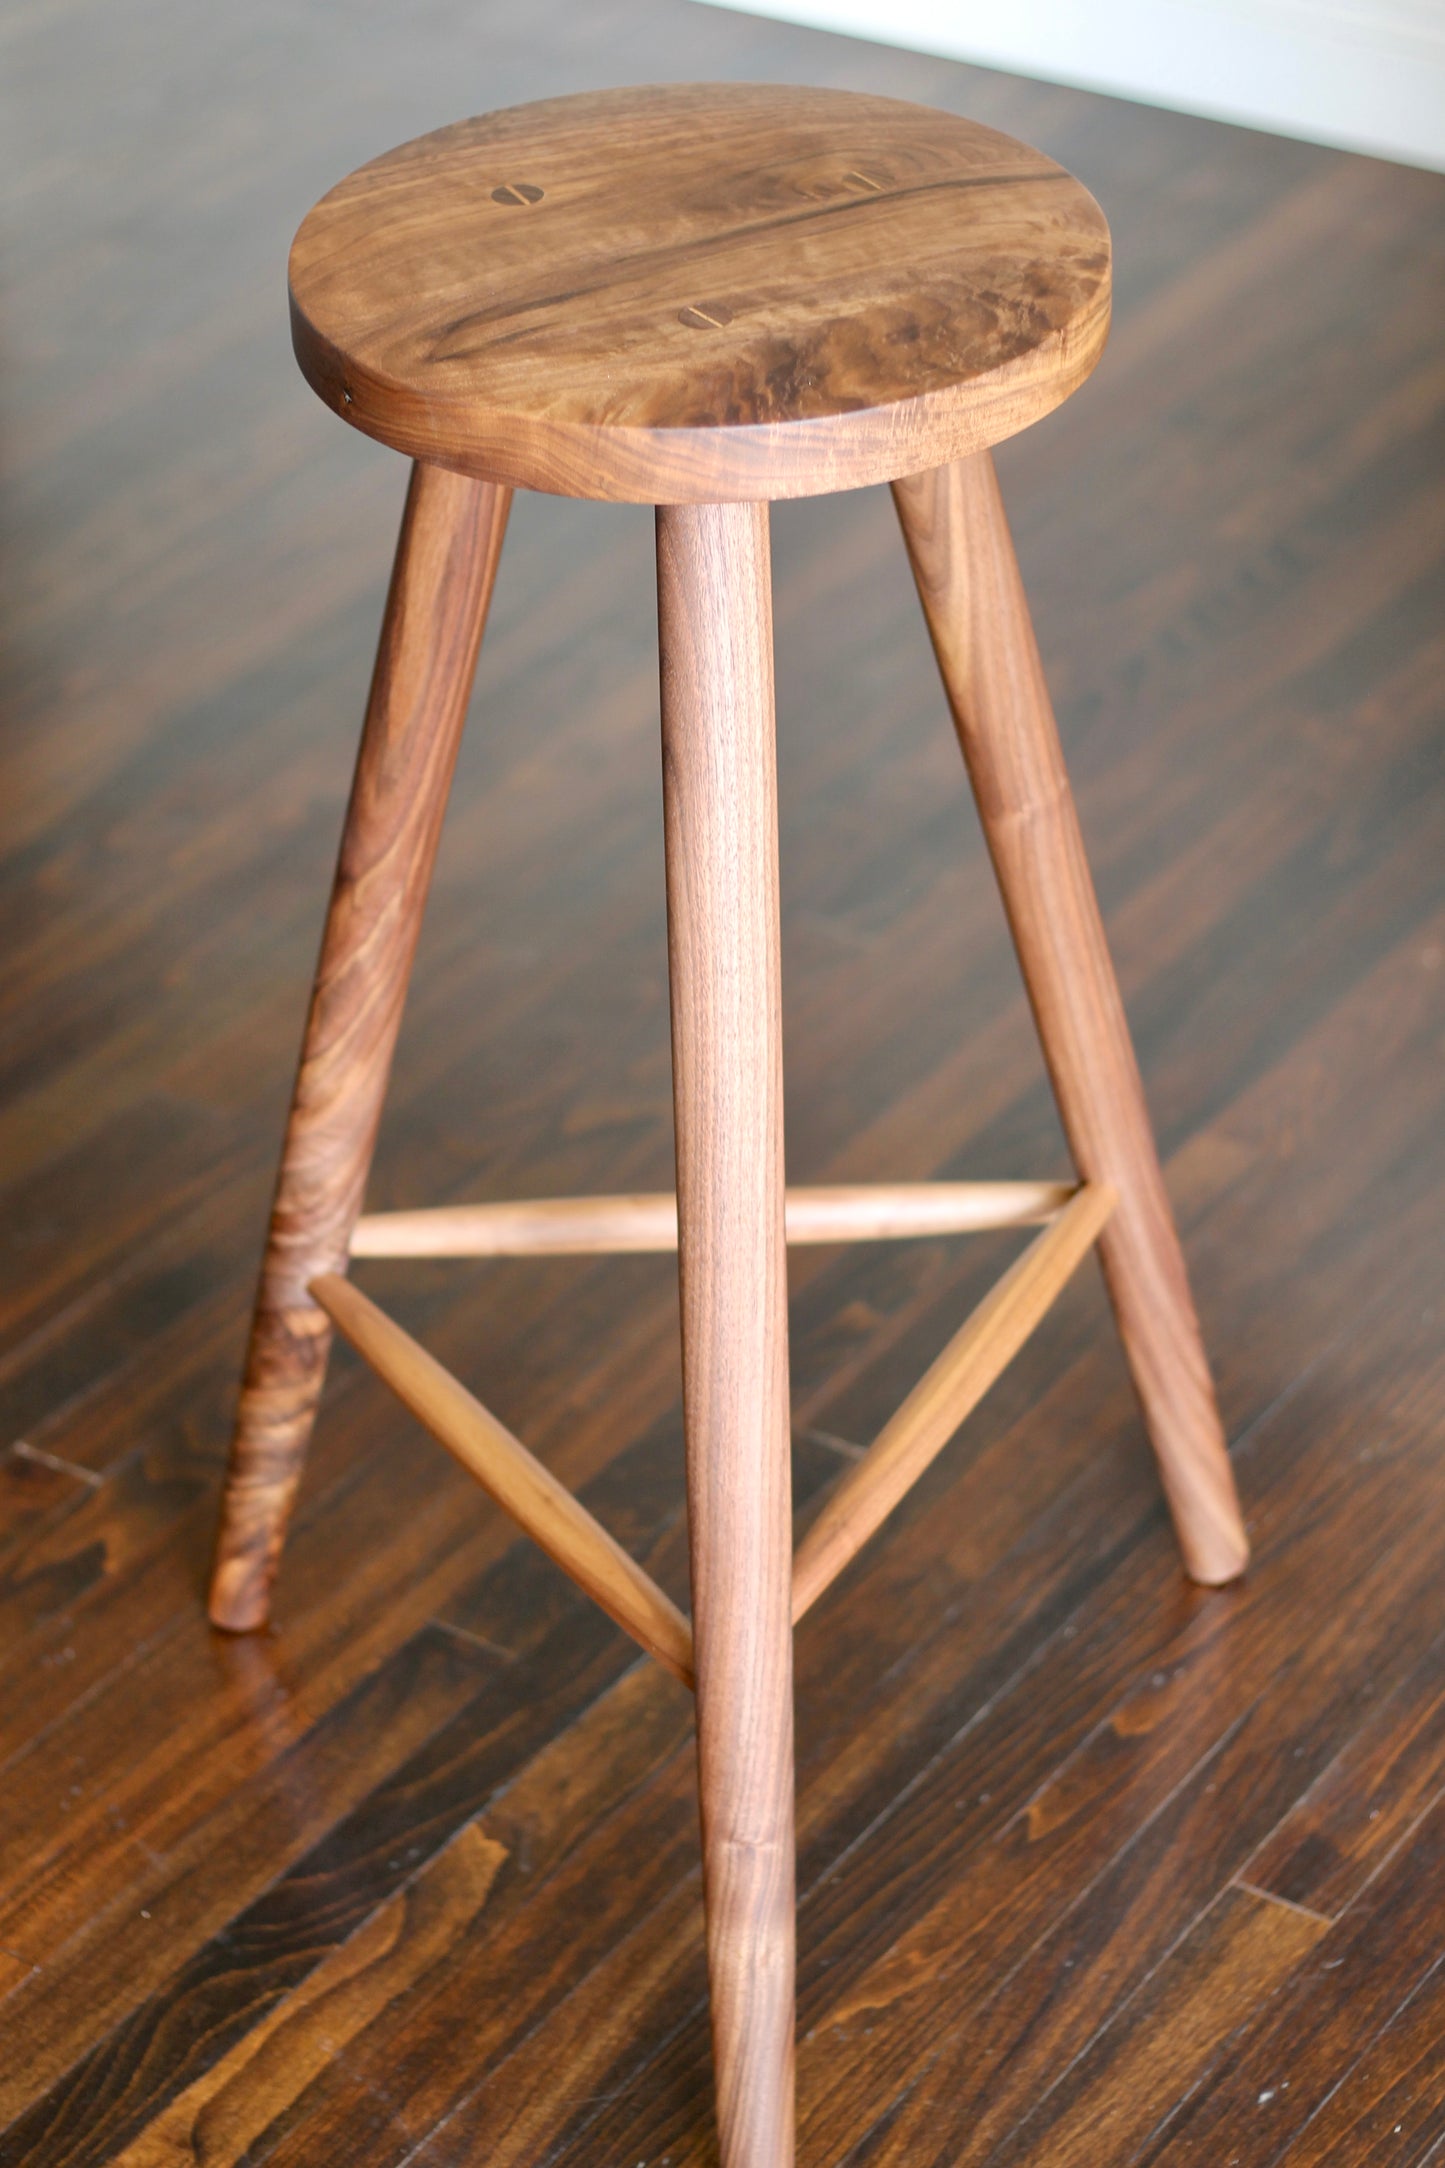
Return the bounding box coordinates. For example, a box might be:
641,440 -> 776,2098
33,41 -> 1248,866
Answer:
349,1180 -> 1077,1259
791,1183 -> 1116,1622
309,1273 -> 695,1688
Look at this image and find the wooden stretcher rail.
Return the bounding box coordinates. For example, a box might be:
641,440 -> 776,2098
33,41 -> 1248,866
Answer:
312,1182 -> 1112,1685
349,1180 -> 1078,1259
791,1182 -> 1117,1622
309,1273 -> 696,1688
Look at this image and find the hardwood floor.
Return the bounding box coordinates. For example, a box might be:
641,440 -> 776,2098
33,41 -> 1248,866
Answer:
1,1 -> 1442,2161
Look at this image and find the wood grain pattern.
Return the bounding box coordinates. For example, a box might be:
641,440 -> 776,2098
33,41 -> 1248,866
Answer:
289,83 -> 1111,503
1241,1623 -> 1445,1919
658,498 -> 795,2167
104,1822 -> 509,2168
0,1619 -> 514,2127
248,1670 -> 705,2168
310,1271 -> 695,1687
1137,1788 -> 1445,2164
4,5 -> 1444,2161
893,452 -> 1250,1586
349,1179 -> 1076,1256
0,1608 -> 643,2164
981,1884 -> 1327,2168
791,1181 -> 1114,1621
208,464 -> 510,1632
1276,1957 -> 1445,2167
559,1249 -> 1445,2168
810,1521 -> 1414,2166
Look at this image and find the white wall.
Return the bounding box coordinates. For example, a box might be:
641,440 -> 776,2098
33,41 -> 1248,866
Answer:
693,0 -> 1445,170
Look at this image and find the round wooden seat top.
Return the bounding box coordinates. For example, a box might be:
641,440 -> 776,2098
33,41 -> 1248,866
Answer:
289,83 -> 1111,504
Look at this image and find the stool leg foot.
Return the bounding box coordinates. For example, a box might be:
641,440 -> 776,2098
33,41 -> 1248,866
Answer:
893,454 -> 1248,1585
209,464 -> 510,1632
658,501 -> 795,2167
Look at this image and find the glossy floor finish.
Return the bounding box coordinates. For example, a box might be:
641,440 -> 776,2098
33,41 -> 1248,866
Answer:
1,3 -> 1443,2163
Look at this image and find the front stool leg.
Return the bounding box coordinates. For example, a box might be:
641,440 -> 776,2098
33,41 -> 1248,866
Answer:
209,463 -> 511,1631
657,501 -> 795,2168
893,454 -> 1248,1585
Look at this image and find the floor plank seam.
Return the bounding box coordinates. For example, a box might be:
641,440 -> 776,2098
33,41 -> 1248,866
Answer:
0,1452 -> 116,1582
802,1554 -> 1123,1904
1233,1875 -> 1334,1926
9,1439 -> 104,1487
834,2068 -> 931,2166
0,1356 -> 390,1777
0,1612 -> 511,2008
787,1226 -> 1022,1436
798,1423 -> 867,1462
430,1615 -> 518,1664
10,1799 -> 521,2157
540,1690 -> 1270,2168
869,1464 -> 1175,1802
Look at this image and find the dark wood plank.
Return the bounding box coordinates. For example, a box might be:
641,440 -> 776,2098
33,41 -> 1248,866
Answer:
1136,1791 -> 1445,2164
103,1823 -> 512,2168
0,0 -> 1441,2161
241,1680 -> 700,2167
106,1656 -> 693,2166
1244,1623 -> 1445,1921
1281,1956 -> 1445,2167
977,1886 -> 1326,2168
801,1329 -> 1445,2163
0,1623 -> 506,2123
0,1614 -> 629,2162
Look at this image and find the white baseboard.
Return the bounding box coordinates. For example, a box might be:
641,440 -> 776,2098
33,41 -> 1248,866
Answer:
692,0 -> 1445,170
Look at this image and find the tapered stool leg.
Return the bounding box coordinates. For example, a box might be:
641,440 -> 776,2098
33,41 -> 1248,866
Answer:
209,463 -> 511,1631
893,454 -> 1247,1585
657,501 -> 795,2168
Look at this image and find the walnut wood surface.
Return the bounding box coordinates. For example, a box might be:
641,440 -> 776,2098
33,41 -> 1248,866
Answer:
288,83 -> 1111,503
658,499 -> 795,2167
208,463 -> 510,1632
894,452 -> 1250,1587
7,6 -> 1445,2162
791,1182 -> 1115,1622
309,1273 -> 696,1687
349,1179 -> 1075,1256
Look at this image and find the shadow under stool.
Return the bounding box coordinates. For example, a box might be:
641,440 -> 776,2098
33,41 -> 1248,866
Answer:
207,83 -> 1249,2168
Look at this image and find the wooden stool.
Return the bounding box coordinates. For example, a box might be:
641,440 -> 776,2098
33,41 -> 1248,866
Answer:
209,84 -> 1248,2166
